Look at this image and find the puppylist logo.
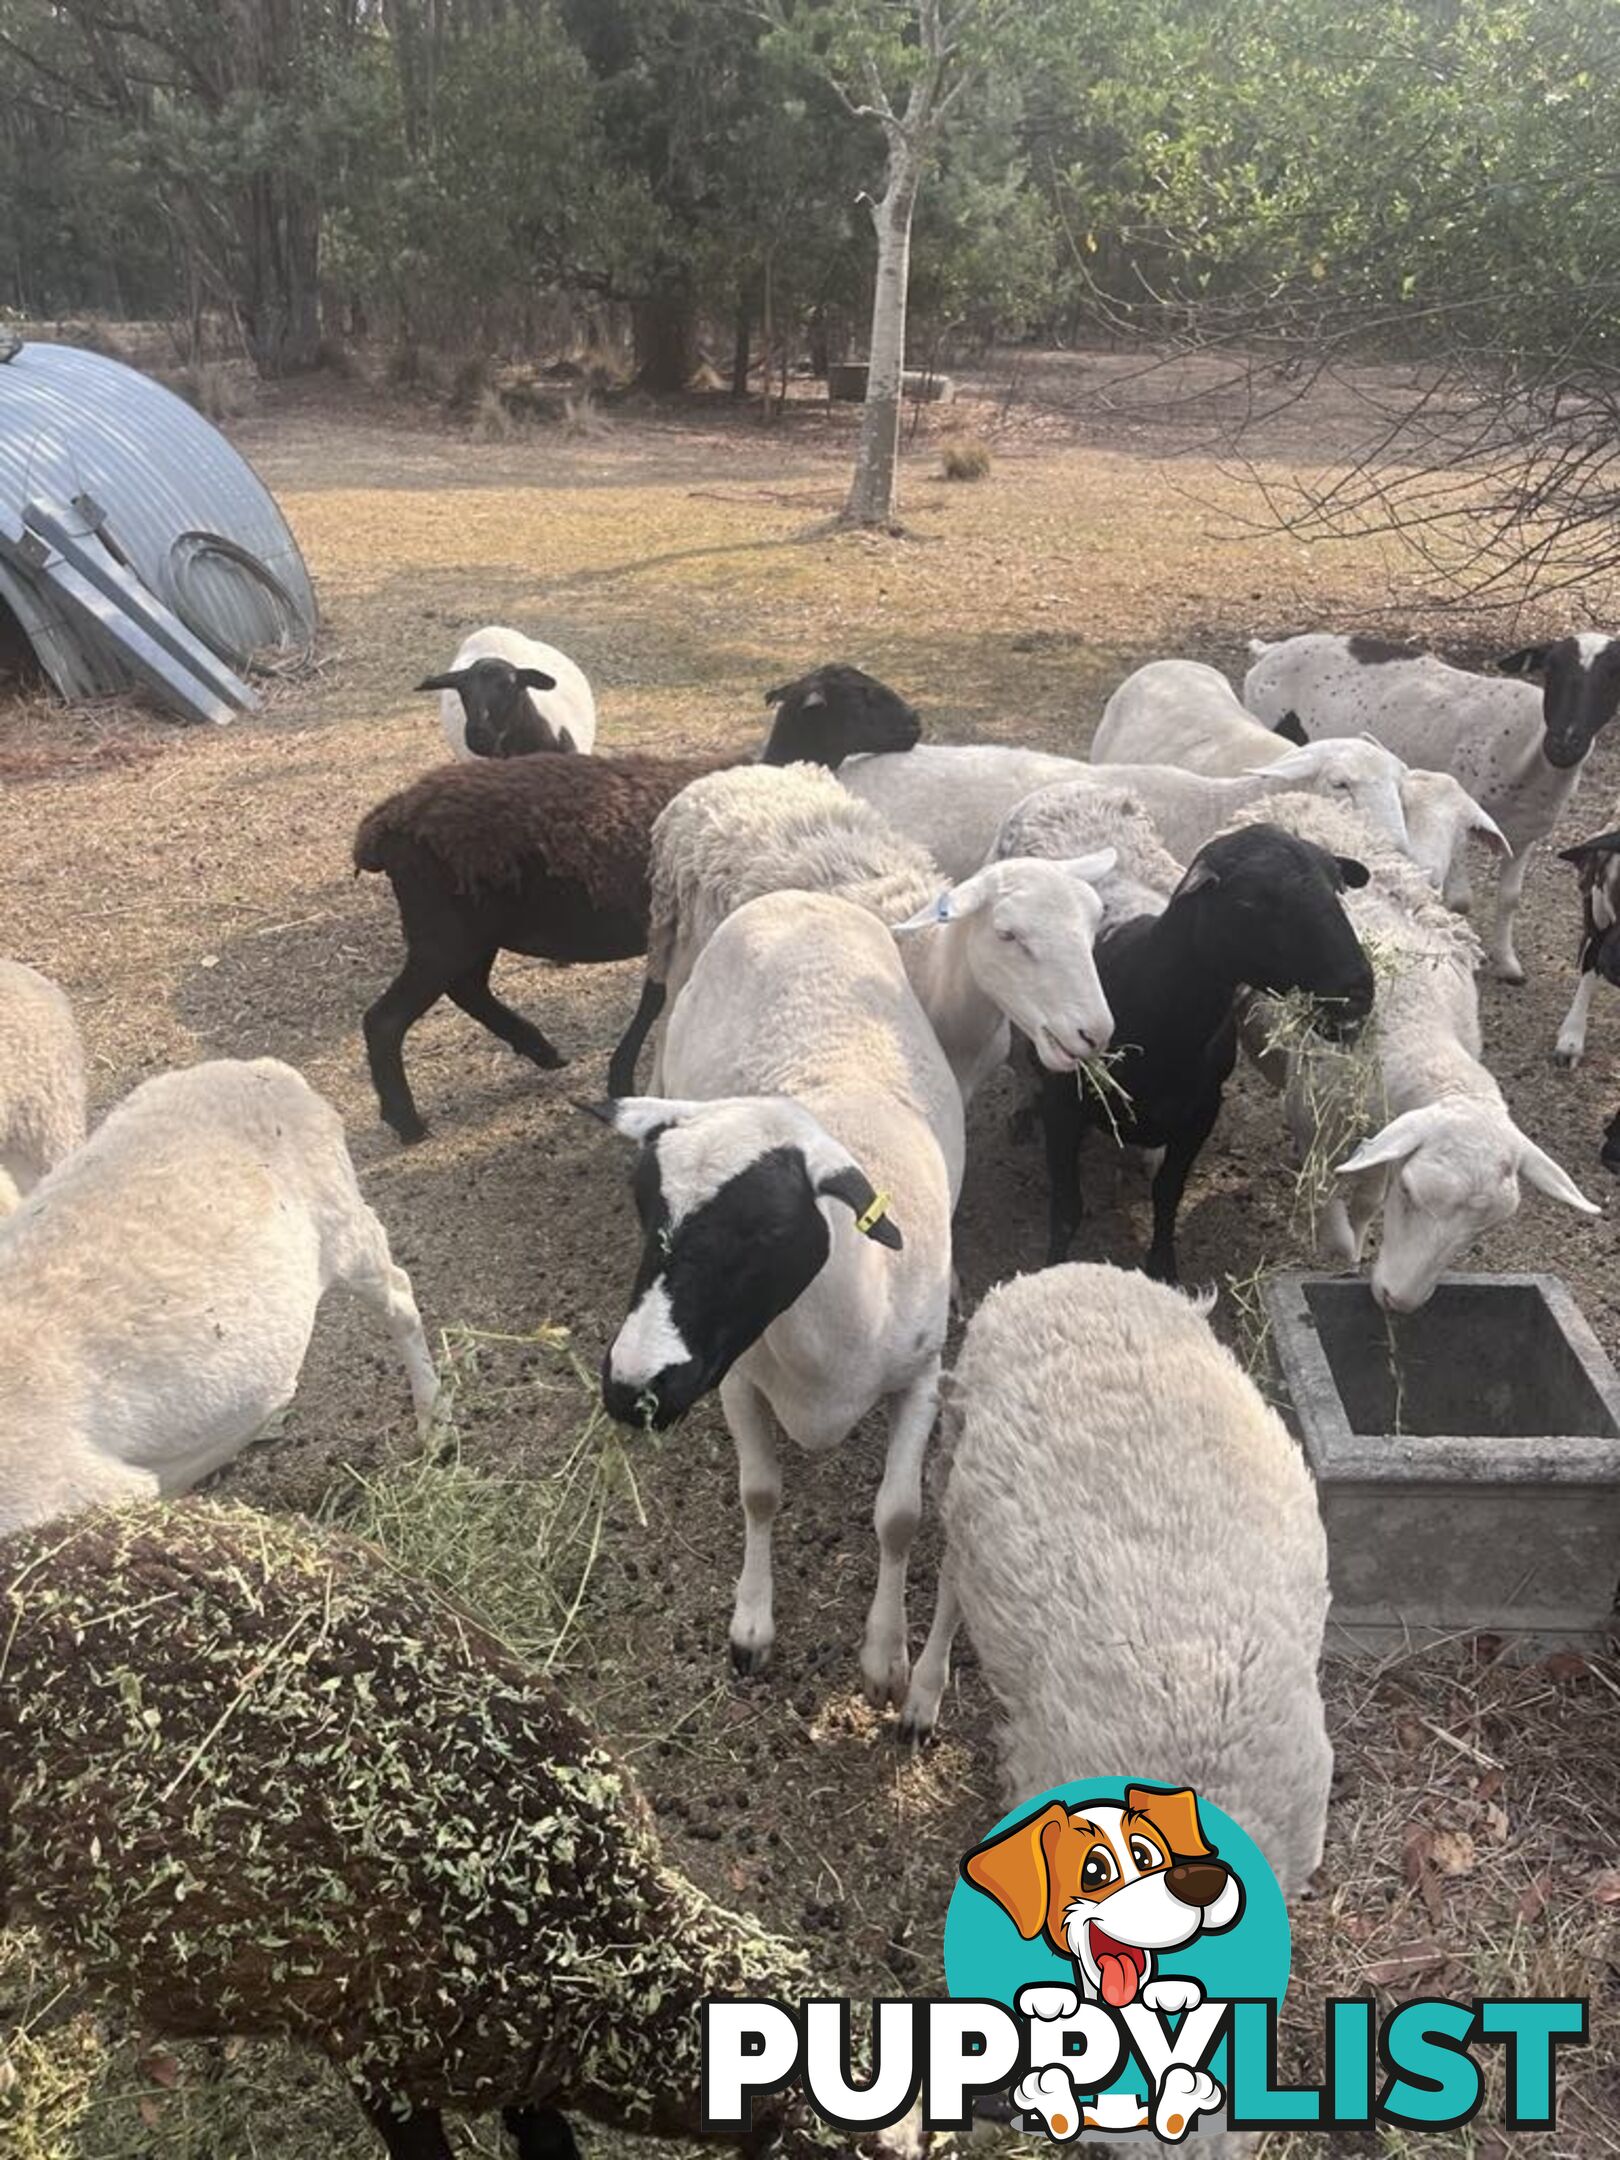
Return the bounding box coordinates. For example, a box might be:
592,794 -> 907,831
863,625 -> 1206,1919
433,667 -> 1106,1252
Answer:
702,1779 -> 1587,2142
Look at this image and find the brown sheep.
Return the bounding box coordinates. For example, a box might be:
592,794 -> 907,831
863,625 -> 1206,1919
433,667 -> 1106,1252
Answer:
354,666 -> 921,1141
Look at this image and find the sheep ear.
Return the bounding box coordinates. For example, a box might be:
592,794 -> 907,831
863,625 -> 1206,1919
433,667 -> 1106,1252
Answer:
517,667 -> 558,692
1558,828 -> 1620,866
417,669 -> 468,692
1175,856 -> 1220,900
576,1096 -> 704,1142
816,1164 -> 903,1249
1267,743 -> 1319,778
1059,847 -> 1117,885
764,682 -> 788,705
1472,807 -> 1511,856
1336,855 -> 1371,889
1494,644 -> 1553,678
1519,1139 -> 1602,1216
800,688 -> 826,710
1335,1106 -> 1446,1180
898,863 -> 1001,930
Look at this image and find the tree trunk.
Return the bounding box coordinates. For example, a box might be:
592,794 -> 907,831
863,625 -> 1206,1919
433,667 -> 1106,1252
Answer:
731,291 -> 751,398
845,156 -> 921,528
632,292 -> 694,394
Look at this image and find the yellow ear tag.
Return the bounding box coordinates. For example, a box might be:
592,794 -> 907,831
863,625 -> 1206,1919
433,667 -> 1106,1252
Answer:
855,1190 -> 892,1237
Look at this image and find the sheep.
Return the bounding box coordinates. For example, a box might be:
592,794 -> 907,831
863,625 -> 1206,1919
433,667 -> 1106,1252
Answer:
422,624 -> 597,758
606,761 -> 1115,1106
1244,631 -> 1620,982
991,804 -> 1375,1279
899,1263 -> 1332,1904
355,670 -> 922,1142
1225,792 -> 1601,1310
594,887 -> 963,1705
1549,816 -> 1620,1069
0,1058 -> 437,1534
841,742 -> 1082,880
0,1497 -> 919,2160
0,958 -> 86,1215
992,781 -> 1183,927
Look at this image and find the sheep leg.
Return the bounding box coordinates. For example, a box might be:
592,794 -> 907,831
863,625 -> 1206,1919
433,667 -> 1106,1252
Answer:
607,977 -> 667,1097
1039,1069 -> 1087,1265
862,1362 -> 939,1709
503,2106 -> 582,2158
1488,847 -> 1532,983
345,1243 -> 440,1438
1143,1100 -> 1220,1285
1555,969 -> 1597,1068
448,954 -> 566,1070
898,1566 -> 962,1744
723,1372 -> 781,1676
363,957 -> 448,1144
356,2092 -> 454,2159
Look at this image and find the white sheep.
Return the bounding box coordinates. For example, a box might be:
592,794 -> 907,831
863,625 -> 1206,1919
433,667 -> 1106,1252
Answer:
840,742 -> 1083,880
0,958 -> 86,1215
0,1057 -> 439,1534
621,762 -> 1114,1105
991,780 -> 1183,927
422,623 -> 597,758
1091,659 -> 1412,849
598,888 -> 963,1705
1227,792 -> 1600,1309
900,1263 -> 1332,1900
1244,631 -> 1620,981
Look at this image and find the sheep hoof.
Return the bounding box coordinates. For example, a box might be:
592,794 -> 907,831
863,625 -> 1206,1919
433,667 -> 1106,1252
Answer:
729,1637 -> 773,1677
1554,1044 -> 1582,1070
386,1112 -> 429,1145
896,1708 -> 936,1749
527,1041 -> 568,1071
1493,958 -> 1526,986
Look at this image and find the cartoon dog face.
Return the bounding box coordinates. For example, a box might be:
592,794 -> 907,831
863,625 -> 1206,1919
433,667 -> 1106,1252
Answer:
962,1785 -> 1244,2008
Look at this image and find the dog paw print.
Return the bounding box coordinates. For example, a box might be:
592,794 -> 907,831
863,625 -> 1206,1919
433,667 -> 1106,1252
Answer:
1153,2064 -> 1223,2142
1014,2065 -> 1084,2142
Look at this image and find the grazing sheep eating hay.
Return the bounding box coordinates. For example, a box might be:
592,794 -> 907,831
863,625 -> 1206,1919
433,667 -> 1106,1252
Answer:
0,1500 -> 916,2159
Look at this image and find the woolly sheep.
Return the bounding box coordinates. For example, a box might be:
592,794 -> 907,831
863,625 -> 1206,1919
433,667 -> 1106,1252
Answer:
608,762 -> 1115,1105
0,1058 -> 437,1533
1227,792 -> 1600,1309
355,675 -> 922,1141
900,1263 -> 1332,1901
840,742 -> 1083,881
0,1499 -> 919,2160
423,624 -> 597,758
596,888 -> 963,1705
0,958 -> 86,1215
1244,631 -> 1620,981
1091,659 -> 1412,849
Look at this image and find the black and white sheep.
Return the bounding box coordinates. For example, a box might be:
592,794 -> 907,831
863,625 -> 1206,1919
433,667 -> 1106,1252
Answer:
354,668 -> 922,1142
423,625 -> 596,758
0,1058 -> 437,1533
0,957 -> 86,1214
608,761 -> 1114,1105
1245,631 -> 1620,982
899,1264 -> 1332,1901
996,802 -> 1375,1280
0,1498 -> 916,2160
594,884 -> 962,1704
1227,792 -> 1600,1310
1551,815 -> 1620,1069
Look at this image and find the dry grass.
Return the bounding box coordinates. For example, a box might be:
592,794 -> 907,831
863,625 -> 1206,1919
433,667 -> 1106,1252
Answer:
941,434 -> 992,481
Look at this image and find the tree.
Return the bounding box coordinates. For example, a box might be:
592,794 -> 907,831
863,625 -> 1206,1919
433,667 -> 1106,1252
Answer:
761,0 -> 1028,527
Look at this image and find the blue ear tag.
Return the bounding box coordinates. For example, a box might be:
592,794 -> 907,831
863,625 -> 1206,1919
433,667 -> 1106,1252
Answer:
934,893 -> 952,922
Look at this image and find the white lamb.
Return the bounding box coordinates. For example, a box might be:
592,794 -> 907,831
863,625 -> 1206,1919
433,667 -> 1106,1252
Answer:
598,889 -> 963,1704
1227,793 -> 1600,1309
1092,659 -> 1411,846
0,958 -> 86,1215
1244,631 -> 1620,980
422,623 -> 597,758
900,1263 -> 1332,1899
620,762 -> 1115,1105
0,1057 -> 439,1534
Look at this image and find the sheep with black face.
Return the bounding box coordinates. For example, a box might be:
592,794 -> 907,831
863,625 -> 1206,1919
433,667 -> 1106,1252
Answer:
593,885 -> 962,1705
424,625 -> 597,757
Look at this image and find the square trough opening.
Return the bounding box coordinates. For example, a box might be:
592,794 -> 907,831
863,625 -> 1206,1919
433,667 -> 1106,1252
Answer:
1301,1277 -> 1619,1441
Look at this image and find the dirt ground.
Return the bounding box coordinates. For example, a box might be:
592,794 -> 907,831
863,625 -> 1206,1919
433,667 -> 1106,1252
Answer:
3,354 -> 1618,2157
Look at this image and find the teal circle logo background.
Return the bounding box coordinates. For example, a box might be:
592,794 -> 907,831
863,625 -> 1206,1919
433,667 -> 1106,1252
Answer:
943,1779 -> 1292,2009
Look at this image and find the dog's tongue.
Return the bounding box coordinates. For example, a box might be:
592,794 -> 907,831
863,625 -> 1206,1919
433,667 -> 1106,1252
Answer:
1098,1951 -> 1139,2008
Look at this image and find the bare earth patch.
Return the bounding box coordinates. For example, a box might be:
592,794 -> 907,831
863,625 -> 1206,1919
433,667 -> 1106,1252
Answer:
1,360 -> 1616,2157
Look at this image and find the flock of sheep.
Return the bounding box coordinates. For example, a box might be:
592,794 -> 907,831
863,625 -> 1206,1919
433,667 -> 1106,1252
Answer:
2,618 -> 1619,2159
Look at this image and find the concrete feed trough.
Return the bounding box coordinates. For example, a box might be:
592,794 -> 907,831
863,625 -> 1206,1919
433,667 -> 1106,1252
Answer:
1262,1272 -> 1620,1649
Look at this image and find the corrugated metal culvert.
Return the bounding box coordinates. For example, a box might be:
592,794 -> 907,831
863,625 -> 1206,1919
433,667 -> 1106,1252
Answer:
0,338 -> 317,722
